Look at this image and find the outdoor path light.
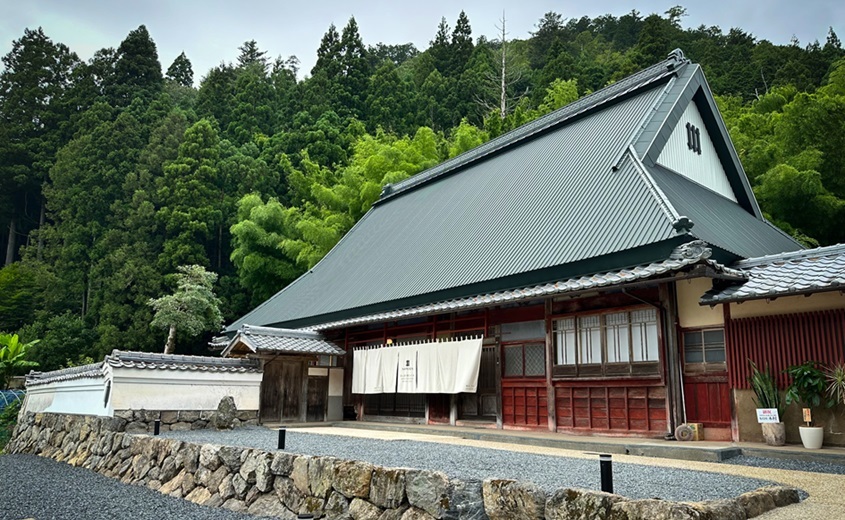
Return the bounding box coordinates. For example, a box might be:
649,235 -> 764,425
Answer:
600,453 -> 613,494
278,427 -> 286,450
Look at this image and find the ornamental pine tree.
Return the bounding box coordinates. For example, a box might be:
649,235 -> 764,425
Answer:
148,265 -> 222,355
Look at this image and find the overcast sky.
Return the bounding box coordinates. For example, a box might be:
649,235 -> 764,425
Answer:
2,1 -> 843,82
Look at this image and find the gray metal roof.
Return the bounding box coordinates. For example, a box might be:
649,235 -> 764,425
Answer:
228,50 -> 797,332
306,241 -> 743,331
648,164 -> 800,258
223,325 -> 345,356
702,244 -> 845,304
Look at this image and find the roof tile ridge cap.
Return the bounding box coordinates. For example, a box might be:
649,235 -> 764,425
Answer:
624,146 -> 681,225
31,361 -> 106,379
119,349 -> 247,365
244,324 -> 321,338
383,59 -> 679,201
736,243 -> 845,268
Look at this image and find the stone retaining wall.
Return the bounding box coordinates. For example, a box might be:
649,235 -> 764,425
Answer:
114,409 -> 259,434
8,412 -> 800,520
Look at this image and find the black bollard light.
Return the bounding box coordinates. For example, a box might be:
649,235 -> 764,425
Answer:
278,427 -> 286,450
153,419 -> 161,436
599,453 -> 613,494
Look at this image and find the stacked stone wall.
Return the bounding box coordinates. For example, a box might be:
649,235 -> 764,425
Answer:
8,412 -> 800,520
114,409 -> 259,434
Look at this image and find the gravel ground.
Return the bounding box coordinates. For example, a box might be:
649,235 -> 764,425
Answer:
162,427 -> 776,502
721,455 -> 845,475
0,454 -> 269,520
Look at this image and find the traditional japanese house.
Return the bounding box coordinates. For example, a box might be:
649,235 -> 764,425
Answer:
223,50 -> 803,440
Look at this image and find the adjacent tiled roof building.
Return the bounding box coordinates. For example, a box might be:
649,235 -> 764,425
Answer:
702,244 -> 845,304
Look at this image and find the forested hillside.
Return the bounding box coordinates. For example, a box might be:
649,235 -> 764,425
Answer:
1,8 -> 843,369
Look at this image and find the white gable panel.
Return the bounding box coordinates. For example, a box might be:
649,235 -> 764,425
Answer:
657,101 -> 737,201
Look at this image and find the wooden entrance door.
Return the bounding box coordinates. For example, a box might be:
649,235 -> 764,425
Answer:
307,376 -> 328,422
260,359 -> 304,423
681,328 -> 731,429
280,361 -> 303,420
459,345 -> 498,419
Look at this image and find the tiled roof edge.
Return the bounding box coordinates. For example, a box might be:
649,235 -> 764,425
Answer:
304,240 -> 736,331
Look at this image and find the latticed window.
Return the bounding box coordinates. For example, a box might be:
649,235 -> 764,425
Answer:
503,343 -> 546,377
501,320 -> 547,378
552,307 -> 661,377
683,328 -> 726,373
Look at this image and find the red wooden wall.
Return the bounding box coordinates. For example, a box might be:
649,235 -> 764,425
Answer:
726,308 -> 845,389
554,381 -> 667,434
683,375 -> 731,427
502,380 -> 548,428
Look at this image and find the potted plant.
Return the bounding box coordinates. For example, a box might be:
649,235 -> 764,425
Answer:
826,362 -> 845,406
785,361 -> 834,449
748,360 -> 785,446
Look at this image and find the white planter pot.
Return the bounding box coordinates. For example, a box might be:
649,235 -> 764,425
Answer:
798,426 -> 824,449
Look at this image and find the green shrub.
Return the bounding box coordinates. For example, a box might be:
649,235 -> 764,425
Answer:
0,398 -> 21,452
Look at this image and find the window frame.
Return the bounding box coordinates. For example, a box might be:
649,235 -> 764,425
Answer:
501,340 -> 547,379
682,327 -> 727,374
549,305 -> 663,380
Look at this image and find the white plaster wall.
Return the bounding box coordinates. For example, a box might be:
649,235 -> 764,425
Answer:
328,368 -> 344,397
24,377 -> 111,417
109,367 -> 262,411
658,101 -> 737,201
676,278 -> 724,328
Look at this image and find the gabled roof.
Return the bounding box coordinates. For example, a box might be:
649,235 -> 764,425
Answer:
222,325 -> 345,357
228,50 -> 800,331
702,244 -> 845,304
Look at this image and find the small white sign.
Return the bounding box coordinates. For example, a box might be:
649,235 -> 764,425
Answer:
757,408 -> 780,423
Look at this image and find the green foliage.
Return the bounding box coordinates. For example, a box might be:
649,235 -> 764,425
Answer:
1,12 -> 842,360
0,397 -> 22,452
166,51 -> 193,87
148,265 -> 223,354
0,333 -> 39,389
785,361 -> 835,424
748,360 -> 784,417
18,312 -> 99,372
826,363 -> 845,406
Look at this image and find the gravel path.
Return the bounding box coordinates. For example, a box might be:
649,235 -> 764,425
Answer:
0,454 -> 269,520
162,427 -> 776,502
721,455 -> 845,475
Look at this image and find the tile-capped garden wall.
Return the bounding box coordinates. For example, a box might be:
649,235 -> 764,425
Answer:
8,412 -> 800,520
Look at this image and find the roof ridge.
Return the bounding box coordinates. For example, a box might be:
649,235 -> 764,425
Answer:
375,53 -> 688,206
241,324 -> 322,339
108,349 -> 255,367
734,243 -> 845,268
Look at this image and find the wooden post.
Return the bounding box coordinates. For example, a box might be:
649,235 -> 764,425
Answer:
659,283 -> 684,434
545,298 -> 557,432
450,394 -> 458,426
300,360 -> 308,423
